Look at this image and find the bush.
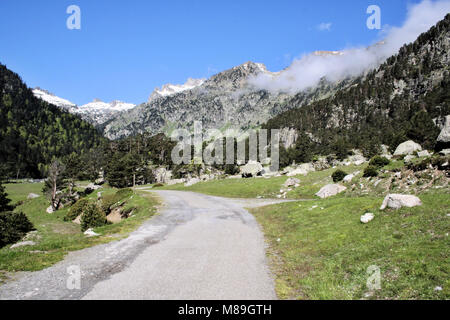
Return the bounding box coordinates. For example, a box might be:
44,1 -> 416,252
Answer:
363,166 -> 379,177
65,198 -> 90,221
369,156 -> 390,168
332,169 -> 347,182
224,164 -> 239,175
153,183 -> 164,188
0,211 -> 35,248
81,203 -> 107,232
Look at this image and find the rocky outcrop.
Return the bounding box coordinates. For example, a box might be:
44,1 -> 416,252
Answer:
393,141 -> 422,156
437,115 -> 450,149
380,194 -> 422,210
284,178 -> 300,188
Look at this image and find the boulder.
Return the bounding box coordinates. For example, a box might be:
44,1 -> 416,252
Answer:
343,171 -> 360,183
437,115 -> 450,144
27,193 -> 40,199
153,167 -> 173,184
417,150 -> 431,158
84,228 -> 100,237
297,163 -> 315,173
240,161 -> 263,178
360,213 -> 374,224
286,168 -> 308,177
284,178 -> 300,188
393,140 -> 422,156
315,184 -> 347,199
439,149 -> 450,156
184,178 -> 200,187
380,194 -> 422,210
10,241 -> 36,249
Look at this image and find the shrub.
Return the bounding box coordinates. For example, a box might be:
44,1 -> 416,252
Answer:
0,212 -> 35,248
332,169 -> 347,182
81,203 -> 107,232
224,164 -> 239,175
369,156 -> 390,168
153,183 -> 164,188
65,198 -> 90,221
363,166 -> 379,177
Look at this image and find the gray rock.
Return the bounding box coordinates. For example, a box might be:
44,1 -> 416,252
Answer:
437,115 -> 450,143
360,213 -> 374,224
167,179 -> 185,186
315,184 -> 347,199
46,206 -> 54,214
153,167 -> 173,184
84,228 -> 100,237
240,161 -> 263,177
404,155 -> 416,163
393,140 -> 422,156
439,149 -> 450,156
417,150 -> 431,158
286,168 -> 308,177
10,241 -> 36,249
284,178 -> 300,188
86,183 -> 102,190
27,193 -> 40,199
380,194 -> 422,210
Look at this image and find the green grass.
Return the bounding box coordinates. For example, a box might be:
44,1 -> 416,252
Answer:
250,191 -> 450,300
157,164 -> 364,199
0,183 -> 159,274
3,182 -> 44,205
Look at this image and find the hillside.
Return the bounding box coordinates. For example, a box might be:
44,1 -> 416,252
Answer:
0,64 -> 106,178
265,14 -> 450,160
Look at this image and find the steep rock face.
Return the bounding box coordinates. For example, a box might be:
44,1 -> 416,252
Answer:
102,62 -> 348,140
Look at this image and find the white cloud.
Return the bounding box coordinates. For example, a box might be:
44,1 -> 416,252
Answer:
249,0 -> 450,94
317,22 -> 332,31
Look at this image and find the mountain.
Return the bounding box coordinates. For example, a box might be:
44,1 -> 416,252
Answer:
264,13 -> 450,161
32,88 -> 76,110
32,89 -> 136,126
73,99 -> 136,125
101,62 -> 353,140
0,64 -> 106,178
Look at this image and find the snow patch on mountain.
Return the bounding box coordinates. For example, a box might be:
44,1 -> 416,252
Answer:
33,88 -> 76,110
148,78 -> 206,102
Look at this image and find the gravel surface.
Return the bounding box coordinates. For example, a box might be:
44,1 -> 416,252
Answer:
0,191 -> 286,300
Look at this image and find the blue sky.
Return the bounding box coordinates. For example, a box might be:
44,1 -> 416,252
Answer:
0,0 -> 422,105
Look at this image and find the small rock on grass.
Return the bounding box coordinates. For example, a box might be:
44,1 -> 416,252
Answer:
10,241 -> 36,249
360,213 -> 374,224
84,228 -> 100,237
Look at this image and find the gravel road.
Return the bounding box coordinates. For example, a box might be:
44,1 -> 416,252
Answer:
0,191 -> 286,300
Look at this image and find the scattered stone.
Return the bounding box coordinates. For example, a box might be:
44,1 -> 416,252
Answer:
46,206 -> 54,214
27,193 -> 40,199
417,150 -> 431,158
284,178 -> 300,188
360,213 -> 374,224
393,140 -> 422,156
439,149 -> 450,156
434,286 -> 443,292
404,155 -> 416,163
380,194 -> 422,210
10,241 -> 36,249
315,184 -> 347,199
184,178 -> 200,187
84,228 -> 100,237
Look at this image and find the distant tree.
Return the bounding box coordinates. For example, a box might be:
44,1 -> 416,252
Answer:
43,159 -> 67,210
0,183 -> 13,212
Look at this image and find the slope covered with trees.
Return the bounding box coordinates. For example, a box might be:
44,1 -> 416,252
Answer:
265,14 -> 450,163
0,64 -> 106,178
